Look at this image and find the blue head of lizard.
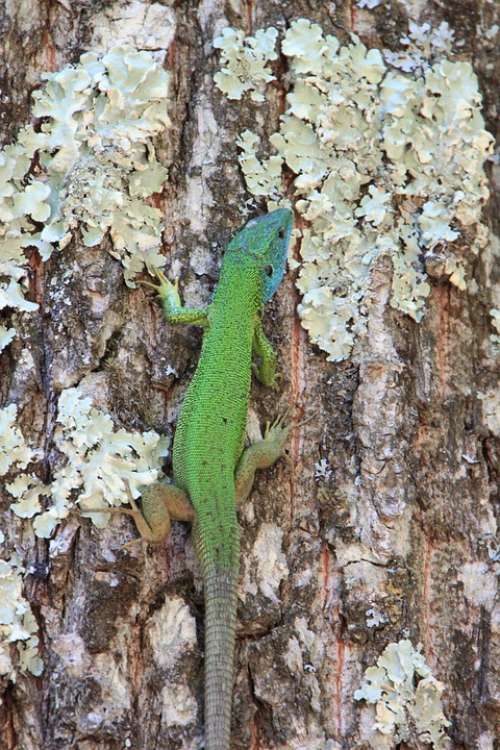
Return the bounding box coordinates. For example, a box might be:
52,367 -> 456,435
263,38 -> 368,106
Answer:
227,208 -> 293,302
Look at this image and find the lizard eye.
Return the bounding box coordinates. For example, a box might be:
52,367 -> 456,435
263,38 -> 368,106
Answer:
264,264 -> 274,277
278,227 -> 286,239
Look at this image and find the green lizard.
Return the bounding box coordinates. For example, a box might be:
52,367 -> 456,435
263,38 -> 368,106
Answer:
87,208 -> 293,750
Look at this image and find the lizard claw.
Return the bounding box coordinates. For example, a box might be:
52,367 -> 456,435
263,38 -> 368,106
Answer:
139,269 -> 179,299
263,411 -> 290,449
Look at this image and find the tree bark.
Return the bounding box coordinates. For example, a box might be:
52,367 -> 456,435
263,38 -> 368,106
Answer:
0,2 -> 498,749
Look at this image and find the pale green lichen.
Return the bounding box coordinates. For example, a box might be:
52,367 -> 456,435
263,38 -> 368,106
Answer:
6,474 -> 50,520
32,386 -> 168,538
489,309 -> 500,352
0,325 -> 16,352
0,554 -> 43,678
236,130 -> 284,200
0,404 -> 36,475
355,639 -> 450,749
224,20 -> 493,361
478,388 -> 500,437
213,26 -> 278,102
0,46 -> 170,293
2,390 -> 167,539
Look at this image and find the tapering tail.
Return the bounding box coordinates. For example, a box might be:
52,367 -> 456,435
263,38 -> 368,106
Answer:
203,567 -> 238,750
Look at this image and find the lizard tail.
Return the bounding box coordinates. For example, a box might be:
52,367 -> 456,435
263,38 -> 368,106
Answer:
204,566 -> 239,750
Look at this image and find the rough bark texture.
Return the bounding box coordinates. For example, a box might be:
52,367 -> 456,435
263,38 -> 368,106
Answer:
0,2 -> 498,750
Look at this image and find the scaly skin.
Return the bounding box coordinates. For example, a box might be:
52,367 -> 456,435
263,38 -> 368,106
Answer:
85,209 -> 293,749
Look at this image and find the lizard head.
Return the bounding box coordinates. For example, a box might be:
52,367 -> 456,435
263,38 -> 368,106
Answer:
227,208 -> 293,302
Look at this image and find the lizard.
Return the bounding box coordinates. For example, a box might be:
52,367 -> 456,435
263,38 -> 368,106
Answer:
85,207 -> 293,750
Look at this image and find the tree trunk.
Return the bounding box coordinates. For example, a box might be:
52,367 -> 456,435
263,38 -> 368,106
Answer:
1,2 -> 498,750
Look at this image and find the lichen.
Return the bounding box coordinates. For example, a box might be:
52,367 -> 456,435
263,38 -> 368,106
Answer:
0,554 -> 43,678
236,130 -> 284,200
40,386 -> 168,538
314,457 -> 333,481
478,388 -> 500,436
0,326 -> 16,352
0,404 -> 36,475
218,19 -> 493,361
0,46 -> 170,295
489,309 -> 500,353
5,388 -> 167,539
355,639 -> 450,749
213,26 -> 278,102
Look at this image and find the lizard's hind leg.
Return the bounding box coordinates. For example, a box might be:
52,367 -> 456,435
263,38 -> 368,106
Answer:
140,481 -> 195,543
81,482 -> 194,545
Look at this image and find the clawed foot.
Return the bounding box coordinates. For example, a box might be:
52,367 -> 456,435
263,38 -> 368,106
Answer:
261,412 -> 290,459
139,269 -> 180,303
78,483 -> 158,544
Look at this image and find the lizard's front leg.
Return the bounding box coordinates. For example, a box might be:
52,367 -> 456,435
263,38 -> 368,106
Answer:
142,270 -> 209,327
235,415 -> 289,504
252,319 -> 278,387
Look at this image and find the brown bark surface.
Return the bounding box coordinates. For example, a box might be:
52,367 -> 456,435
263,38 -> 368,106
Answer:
0,2 -> 498,749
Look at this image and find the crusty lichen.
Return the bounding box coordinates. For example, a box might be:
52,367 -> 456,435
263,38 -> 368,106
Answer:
217,19 -> 494,361
4,388 -> 167,539
355,639 -> 450,749
478,388 -> 500,437
41,386 -> 168,538
490,309 -> 500,353
0,45 -> 170,316
0,325 -> 16,352
0,404 -> 36,475
213,26 -> 278,102
0,554 -> 43,678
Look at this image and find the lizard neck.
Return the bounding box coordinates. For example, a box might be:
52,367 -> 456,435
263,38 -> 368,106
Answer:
211,252 -> 264,320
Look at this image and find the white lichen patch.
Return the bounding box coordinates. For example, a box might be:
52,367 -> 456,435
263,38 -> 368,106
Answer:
50,386 -> 168,536
0,404 -> 36,475
355,639 -> 450,749
213,26 -> 278,102
478,388 -> 500,436
0,325 -> 16,352
8,386 -> 168,539
236,130 -> 284,200
366,607 -> 388,628
384,21 -> 455,74
0,554 -> 43,678
489,309 -> 500,353
220,20 -> 493,361
314,457 -> 332,481
0,47 -> 170,291
6,474 -> 50,519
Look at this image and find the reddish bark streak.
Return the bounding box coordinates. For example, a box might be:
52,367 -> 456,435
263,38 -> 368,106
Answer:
434,285 -> 451,398
42,30 -> 57,71
321,544 -> 331,610
334,637 -> 345,737
350,0 -> 357,30
249,714 -> 261,750
246,2 -> 254,35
